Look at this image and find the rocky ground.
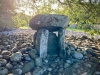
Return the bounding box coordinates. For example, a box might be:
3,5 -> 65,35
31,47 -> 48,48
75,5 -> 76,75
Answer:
0,29 -> 100,75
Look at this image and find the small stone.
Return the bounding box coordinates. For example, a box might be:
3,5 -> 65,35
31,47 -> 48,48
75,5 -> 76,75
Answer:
35,57 -> 42,67
72,51 -> 83,59
42,65 -> 48,71
0,67 -> 8,75
2,50 -> 11,55
0,59 -> 7,66
25,57 -> 31,61
12,69 -> 22,75
33,67 -> 44,75
51,63 -> 57,68
29,50 -> 37,59
10,52 -> 22,61
6,63 -> 13,69
13,64 -> 23,69
47,72 -> 52,75
12,47 -> 18,53
0,55 -> 3,59
22,60 -> 35,74
66,60 -> 71,64
95,71 -> 100,75
25,72 -> 32,75
44,59 -> 48,63
3,55 -> 10,60
48,68 -> 52,71
81,72 -> 87,75
64,63 -> 70,68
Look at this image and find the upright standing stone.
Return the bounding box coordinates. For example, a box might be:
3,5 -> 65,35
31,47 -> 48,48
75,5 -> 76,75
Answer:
58,28 -> 66,58
35,29 -> 49,58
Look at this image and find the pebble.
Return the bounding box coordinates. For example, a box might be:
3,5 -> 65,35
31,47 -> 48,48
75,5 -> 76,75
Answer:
64,63 -> 70,68
2,50 -> 11,55
72,51 -> 83,59
0,59 -> 7,66
6,63 -> 13,69
10,52 -> 22,61
48,68 -> 52,71
95,71 -> 100,75
33,67 -> 44,75
0,67 -> 8,75
12,68 -> 22,75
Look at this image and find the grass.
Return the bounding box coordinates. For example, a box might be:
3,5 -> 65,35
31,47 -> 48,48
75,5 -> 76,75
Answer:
66,27 -> 85,32
19,26 -> 30,29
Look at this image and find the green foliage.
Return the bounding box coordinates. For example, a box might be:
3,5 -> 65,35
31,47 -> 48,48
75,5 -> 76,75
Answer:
12,13 -> 30,28
0,0 -> 100,36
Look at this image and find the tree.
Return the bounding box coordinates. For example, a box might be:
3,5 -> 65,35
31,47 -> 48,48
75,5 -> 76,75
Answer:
0,0 -> 15,29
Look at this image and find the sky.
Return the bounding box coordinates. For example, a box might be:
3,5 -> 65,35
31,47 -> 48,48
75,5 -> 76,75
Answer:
15,0 -> 59,16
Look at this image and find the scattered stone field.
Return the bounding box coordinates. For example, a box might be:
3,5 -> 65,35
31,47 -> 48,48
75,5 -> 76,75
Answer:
0,29 -> 100,75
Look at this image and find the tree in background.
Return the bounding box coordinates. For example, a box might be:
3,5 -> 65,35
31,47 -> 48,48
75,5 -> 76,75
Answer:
0,0 -> 100,35
0,0 -> 15,30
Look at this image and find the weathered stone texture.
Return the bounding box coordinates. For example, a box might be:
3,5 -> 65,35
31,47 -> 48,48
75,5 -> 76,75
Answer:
58,28 -> 66,58
29,14 -> 69,31
35,29 -> 49,58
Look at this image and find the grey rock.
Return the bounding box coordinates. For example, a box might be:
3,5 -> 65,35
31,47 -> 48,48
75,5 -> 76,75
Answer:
35,29 -> 49,58
12,69 -> 22,75
12,47 -> 18,53
58,28 -> 66,58
0,55 -> 3,59
22,60 -> 35,74
35,57 -> 42,67
29,49 -> 37,59
33,67 -> 44,75
0,67 -> 8,75
29,14 -> 69,32
48,68 -> 52,71
6,63 -> 13,69
13,64 -> 23,69
67,42 -> 75,48
3,55 -> 10,60
10,52 -> 22,61
25,72 -> 32,75
72,51 -> 83,59
2,50 -> 11,55
0,45 -> 4,49
0,59 -> 7,66
95,71 -> 100,75
23,54 -> 31,61
47,32 -> 59,55
64,63 -> 70,68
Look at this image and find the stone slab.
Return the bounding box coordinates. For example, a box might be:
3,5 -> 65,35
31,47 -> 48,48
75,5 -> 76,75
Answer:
35,29 -> 49,58
29,14 -> 69,32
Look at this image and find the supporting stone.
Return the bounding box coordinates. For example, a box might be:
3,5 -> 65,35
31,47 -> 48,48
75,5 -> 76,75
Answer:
58,28 -> 66,58
35,29 -> 49,58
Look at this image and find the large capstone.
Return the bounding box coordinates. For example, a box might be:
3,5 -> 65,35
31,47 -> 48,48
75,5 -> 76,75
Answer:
29,14 -> 69,32
35,29 -> 49,58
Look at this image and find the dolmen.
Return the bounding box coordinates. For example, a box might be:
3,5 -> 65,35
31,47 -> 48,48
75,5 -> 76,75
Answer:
29,14 -> 69,58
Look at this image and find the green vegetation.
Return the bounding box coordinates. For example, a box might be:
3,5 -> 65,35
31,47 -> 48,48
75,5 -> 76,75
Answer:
66,27 -> 84,32
0,0 -> 100,35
